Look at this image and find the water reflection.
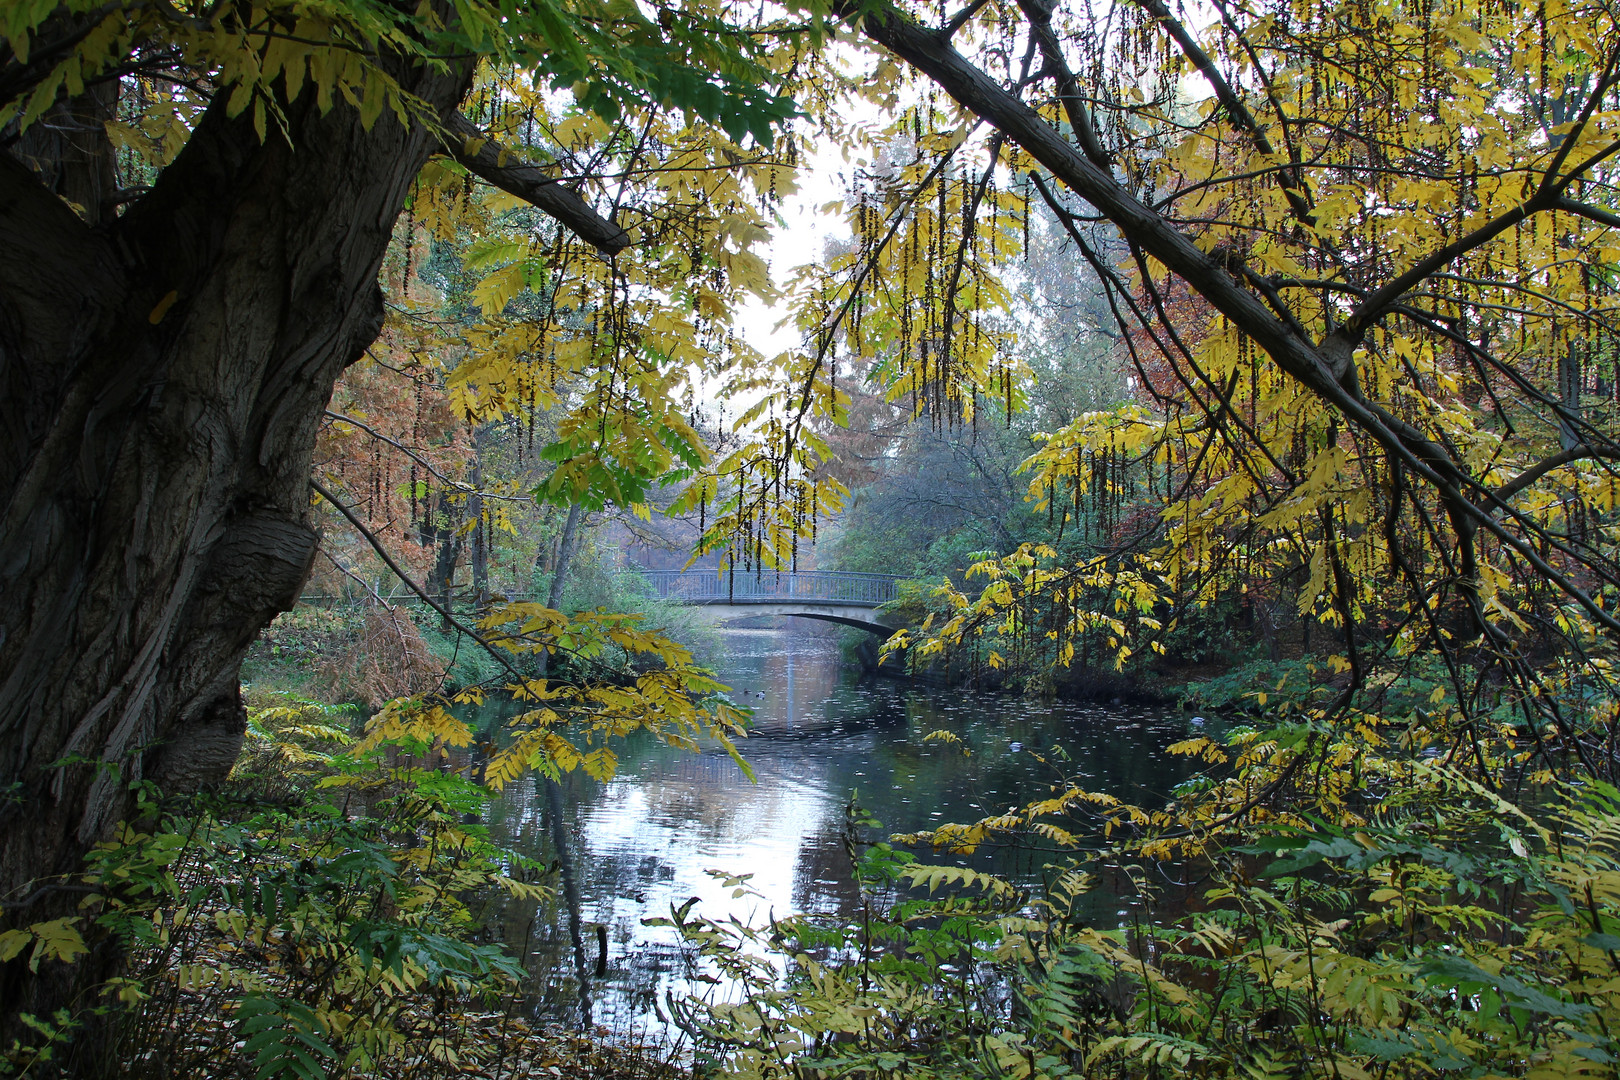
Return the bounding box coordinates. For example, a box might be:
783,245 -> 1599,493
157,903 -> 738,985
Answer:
483,626 -> 1210,1031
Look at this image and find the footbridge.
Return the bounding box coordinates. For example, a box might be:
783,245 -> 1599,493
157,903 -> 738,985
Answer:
299,569 -> 906,637
637,569 -> 903,636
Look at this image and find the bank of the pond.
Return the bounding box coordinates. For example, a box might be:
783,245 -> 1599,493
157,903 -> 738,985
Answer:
846,621 -> 1285,709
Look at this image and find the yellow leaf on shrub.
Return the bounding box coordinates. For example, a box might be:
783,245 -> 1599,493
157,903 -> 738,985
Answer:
23,918 -> 88,969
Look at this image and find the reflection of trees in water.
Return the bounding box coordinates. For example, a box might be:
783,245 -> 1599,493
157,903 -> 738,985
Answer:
477,630 -> 1218,1027
482,786 -> 582,1024
603,748 -> 844,843
791,823 -> 861,914
750,644 -> 843,731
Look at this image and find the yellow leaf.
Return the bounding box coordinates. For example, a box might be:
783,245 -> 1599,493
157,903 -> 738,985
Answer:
148,290 -> 180,324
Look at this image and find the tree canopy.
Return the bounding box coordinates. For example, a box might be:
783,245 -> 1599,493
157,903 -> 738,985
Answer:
780,0 -> 1620,770
7,0 -> 1620,1067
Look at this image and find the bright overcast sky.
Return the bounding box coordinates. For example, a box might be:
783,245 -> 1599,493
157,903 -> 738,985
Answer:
734,139 -> 849,360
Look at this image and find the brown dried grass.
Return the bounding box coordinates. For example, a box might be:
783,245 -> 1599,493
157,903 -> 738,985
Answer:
317,604 -> 444,707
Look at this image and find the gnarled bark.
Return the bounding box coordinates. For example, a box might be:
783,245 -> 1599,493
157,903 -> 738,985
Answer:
0,54 -> 473,1030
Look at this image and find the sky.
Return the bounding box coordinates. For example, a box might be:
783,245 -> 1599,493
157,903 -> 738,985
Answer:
735,145 -> 849,359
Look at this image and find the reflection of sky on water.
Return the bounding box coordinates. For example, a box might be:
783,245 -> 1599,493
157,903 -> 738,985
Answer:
485,625 -> 1209,1031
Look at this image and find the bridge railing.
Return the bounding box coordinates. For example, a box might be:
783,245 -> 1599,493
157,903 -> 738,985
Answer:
632,569 -> 899,606
298,569 -> 902,610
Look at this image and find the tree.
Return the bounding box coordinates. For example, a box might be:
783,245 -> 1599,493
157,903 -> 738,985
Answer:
821,209 -> 1125,584
0,0 -> 798,1013
787,0 -> 1620,768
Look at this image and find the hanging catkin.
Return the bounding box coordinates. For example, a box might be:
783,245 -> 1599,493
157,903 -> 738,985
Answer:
1022,172 -> 1033,258
1074,444 -> 1082,526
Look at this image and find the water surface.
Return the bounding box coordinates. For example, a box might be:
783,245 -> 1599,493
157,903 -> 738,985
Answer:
484,626 -> 1207,1030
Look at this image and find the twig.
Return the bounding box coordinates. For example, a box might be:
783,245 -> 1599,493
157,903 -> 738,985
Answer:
939,0 -> 995,39
319,549 -> 395,608
446,113 -> 630,256
310,483 -> 697,692
323,411 -> 532,503
2,882 -> 102,912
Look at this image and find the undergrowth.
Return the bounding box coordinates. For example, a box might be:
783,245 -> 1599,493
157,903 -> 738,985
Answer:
9,648 -> 1620,1080
659,692 -> 1620,1080
0,694 -> 581,1079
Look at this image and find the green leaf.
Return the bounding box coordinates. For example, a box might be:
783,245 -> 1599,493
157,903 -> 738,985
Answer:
1420,955 -> 1593,1022
236,995 -> 337,1080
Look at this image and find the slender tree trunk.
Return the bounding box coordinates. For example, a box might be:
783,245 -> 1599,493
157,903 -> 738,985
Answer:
0,54 -> 472,1031
538,502 -> 590,1023
533,503 -> 582,684
424,489 -> 466,631
1559,345 -> 1582,452
547,503 -> 585,612
535,535 -> 557,585
470,426 -> 490,610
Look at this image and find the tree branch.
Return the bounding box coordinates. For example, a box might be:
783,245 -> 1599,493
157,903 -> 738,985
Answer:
1014,0 -> 1110,170
445,113 -> 631,256
1132,0 -> 1319,235
1535,44 -> 1620,196
1325,193 -> 1550,354
1558,195 -> 1620,231
840,0 -> 1620,644
939,0 -> 996,38
1493,444 -> 1620,507
309,477 -> 528,683
1327,138 -> 1620,356
839,0 -> 1331,393
318,547 -> 396,608
322,410 -> 532,503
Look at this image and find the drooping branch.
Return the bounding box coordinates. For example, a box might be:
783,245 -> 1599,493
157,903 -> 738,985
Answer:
841,0 -> 1620,644
446,113 -> 631,256
1014,0 -> 1110,171
312,480 -> 642,687
939,0 -> 996,38
319,548 -> 397,608
836,0 -> 1337,396
1132,0 -> 1319,235
1559,195 -> 1620,231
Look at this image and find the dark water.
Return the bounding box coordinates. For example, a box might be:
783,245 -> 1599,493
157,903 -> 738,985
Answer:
482,626 -> 1211,1032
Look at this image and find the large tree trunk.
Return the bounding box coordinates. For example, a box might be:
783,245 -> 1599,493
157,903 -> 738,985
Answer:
0,59 -> 471,1026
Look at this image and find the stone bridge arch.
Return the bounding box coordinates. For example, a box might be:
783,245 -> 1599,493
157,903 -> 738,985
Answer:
633,569 -> 903,637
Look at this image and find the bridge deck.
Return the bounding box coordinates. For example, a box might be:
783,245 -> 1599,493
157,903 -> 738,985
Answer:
636,569 -> 898,607
299,569 -> 901,610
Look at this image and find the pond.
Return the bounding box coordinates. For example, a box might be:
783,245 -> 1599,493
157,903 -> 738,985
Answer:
480,625 -> 1213,1036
